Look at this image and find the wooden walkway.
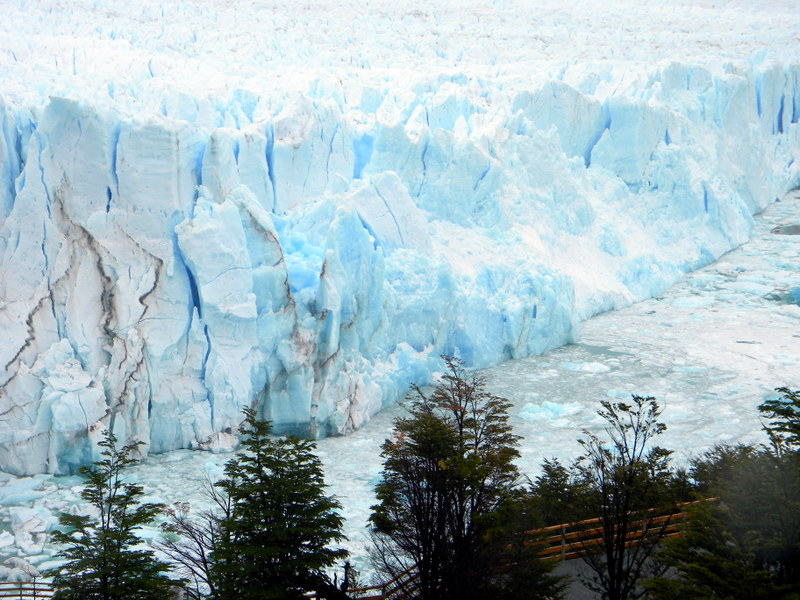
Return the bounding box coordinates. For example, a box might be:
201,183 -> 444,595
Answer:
532,498 -> 704,562
0,499 -> 710,600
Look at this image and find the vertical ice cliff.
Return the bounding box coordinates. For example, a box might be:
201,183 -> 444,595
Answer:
1,61 -> 799,475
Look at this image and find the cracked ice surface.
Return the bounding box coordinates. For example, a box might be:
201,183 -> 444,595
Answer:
1,0 -> 800,477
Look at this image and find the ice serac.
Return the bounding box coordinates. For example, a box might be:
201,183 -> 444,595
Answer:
1,61 -> 799,474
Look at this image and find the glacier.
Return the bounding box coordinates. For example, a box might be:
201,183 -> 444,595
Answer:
1,0 -> 800,476
1,189 -> 797,576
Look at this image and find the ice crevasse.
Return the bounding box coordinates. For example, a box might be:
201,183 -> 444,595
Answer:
1,62 -> 799,475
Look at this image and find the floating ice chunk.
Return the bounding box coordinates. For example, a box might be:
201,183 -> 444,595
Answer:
9,508 -> 51,556
0,475 -> 47,507
3,557 -> 40,581
193,431 -> 238,453
728,281 -> 776,296
605,389 -> 634,399
560,361 -> 612,373
672,365 -> 707,373
519,401 -> 583,423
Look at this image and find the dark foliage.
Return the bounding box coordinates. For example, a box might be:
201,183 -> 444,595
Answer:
760,387 -> 800,449
647,388 -> 800,599
644,498 -> 779,600
47,430 -> 176,600
573,396 -> 682,600
369,355 -> 563,600
530,396 -> 686,600
529,457 -> 593,526
210,407 -> 348,600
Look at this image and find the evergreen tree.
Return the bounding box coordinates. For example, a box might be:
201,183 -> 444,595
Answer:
211,407 -> 348,600
529,457 -> 594,526
647,442 -> 800,599
483,489 -> 568,600
47,430 -> 176,600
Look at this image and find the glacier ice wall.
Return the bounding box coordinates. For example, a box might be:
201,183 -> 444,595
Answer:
1,61 -> 799,475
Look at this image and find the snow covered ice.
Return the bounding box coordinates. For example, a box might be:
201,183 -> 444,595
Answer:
0,0 -> 799,576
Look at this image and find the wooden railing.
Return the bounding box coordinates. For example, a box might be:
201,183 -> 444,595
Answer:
0,581 -> 54,598
529,498 -> 708,562
338,566 -> 419,600
311,498 -> 714,600
3,499 -> 713,600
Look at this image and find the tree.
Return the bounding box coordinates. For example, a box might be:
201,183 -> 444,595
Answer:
760,387 -> 800,448
643,497 -> 778,600
47,430 -> 176,600
369,396 -> 457,598
483,488 -> 568,600
210,407 -> 348,600
647,389 -> 800,599
570,395 -> 680,600
369,355 -> 562,600
157,481 -> 232,600
646,447 -> 800,600
529,457 -> 593,526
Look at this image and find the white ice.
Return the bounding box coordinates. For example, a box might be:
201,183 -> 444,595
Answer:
2,0 -> 799,476
0,0 -> 799,581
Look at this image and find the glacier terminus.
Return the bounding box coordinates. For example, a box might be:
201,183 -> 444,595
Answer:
1,0 -> 799,476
